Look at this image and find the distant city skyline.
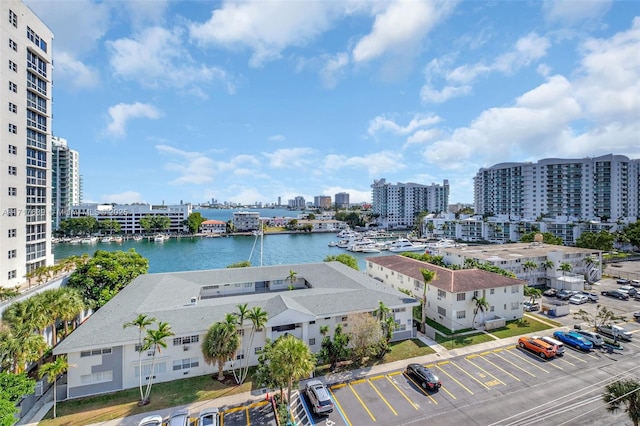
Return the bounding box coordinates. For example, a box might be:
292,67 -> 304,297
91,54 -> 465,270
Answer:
27,0 -> 640,206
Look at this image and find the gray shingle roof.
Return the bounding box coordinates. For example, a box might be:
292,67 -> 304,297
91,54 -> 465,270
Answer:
54,262 -> 418,354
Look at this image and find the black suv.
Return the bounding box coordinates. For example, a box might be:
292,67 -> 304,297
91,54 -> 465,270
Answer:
406,363 -> 441,391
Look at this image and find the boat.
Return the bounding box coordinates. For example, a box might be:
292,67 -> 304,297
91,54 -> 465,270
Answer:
153,234 -> 167,242
113,236 -> 123,243
347,240 -> 381,253
80,237 -> 98,244
424,239 -> 465,254
386,238 -> 427,253
132,235 -> 143,242
101,236 -> 113,243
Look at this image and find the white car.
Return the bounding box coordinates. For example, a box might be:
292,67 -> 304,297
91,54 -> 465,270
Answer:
198,407 -> 219,426
573,330 -> 605,347
138,415 -> 163,426
568,294 -> 589,305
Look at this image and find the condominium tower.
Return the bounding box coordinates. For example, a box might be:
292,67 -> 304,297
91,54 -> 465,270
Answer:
371,179 -> 450,229
335,192 -> 350,209
313,195 -> 331,209
1,1 -> 54,288
474,154 -> 640,221
52,136 -> 81,230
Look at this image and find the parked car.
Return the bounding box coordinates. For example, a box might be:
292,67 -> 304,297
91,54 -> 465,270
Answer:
579,291 -> 599,302
305,380 -> 334,415
572,330 -> 605,347
168,409 -> 190,426
543,288 -> 557,297
533,335 -> 565,356
616,278 -> 630,284
198,407 -> 219,426
617,286 -> 638,297
597,324 -> 633,341
630,279 -> 640,288
557,290 -> 578,300
601,290 -> 629,300
405,363 -> 442,391
523,301 -> 540,312
138,415 -> 163,426
568,295 -> 589,305
634,311 -> 640,321
553,331 -> 593,351
517,336 -> 557,359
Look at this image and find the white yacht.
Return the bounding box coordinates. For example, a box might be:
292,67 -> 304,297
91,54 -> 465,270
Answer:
347,239 -> 381,253
424,239 -> 465,254
101,236 -> 113,243
153,234 -> 167,242
386,238 -> 427,253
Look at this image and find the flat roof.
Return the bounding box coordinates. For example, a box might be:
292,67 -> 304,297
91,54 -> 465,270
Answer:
54,262 -> 417,353
438,242 -> 601,261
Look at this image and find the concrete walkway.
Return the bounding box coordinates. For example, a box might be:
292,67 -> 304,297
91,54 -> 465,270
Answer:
20,325 -> 566,426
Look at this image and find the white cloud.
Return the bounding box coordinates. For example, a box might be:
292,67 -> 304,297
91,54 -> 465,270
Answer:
268,135 -> 286,142
189,2 -> 342,67
108,27 -> 234,94
53,52 -> 100,89
322,186 -> 371,204
323,151 -> 406,176
405,128 -> 441,146
493,33 -> 551,74
320,52 -> 350,88
107,102 -> 162,137
101,191 -> 144,204
155,145 -> 217,185
420,84 -> 472,103
368,113 -> 441,137
352,0 -> 454,63
543,0 -> 612,24
263,148 -> 316,169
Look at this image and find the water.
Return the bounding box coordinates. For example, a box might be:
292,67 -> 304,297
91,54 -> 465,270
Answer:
52,209 -> 387,272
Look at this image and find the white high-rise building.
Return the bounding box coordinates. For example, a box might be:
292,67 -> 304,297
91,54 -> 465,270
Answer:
52,136 -> 81,230
371,179 -> 450,229
474,155 -> 640,222
1,1 -> 54,288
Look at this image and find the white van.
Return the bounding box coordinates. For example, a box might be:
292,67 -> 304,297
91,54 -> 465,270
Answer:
534,335 -> 565,356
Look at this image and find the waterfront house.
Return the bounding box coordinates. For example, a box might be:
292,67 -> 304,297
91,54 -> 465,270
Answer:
200,219 -> 226,234
53,262 -> 418,399
366,255 -> 526,332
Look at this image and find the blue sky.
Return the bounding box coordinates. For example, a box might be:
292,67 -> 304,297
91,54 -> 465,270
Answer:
26,0 -> 640,206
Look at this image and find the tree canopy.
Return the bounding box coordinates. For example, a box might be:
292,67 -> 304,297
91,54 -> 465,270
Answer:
623,221 -> 640,249
0,372 -> 34,426
186,212 -> 207,234
520,232 -> 563,245
67,249 -> 149,308
575,230 -> 615,252
323,254 -> 360,271
139,215 -> 171,233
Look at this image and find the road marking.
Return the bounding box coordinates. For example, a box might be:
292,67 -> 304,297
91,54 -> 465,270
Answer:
439,385 -> 457,400
246,405 -> 250,426
384,375 -> 419,410
328,387 -> 352,426
367,379 -> 398,415
556,354 -> 578,366
464,357 -> 506,386
448,360 -> 490,390
506,349 -> 550,373
349,383 -> 376,421
295,390 -> 315,426
491,352 -> 535,377
477,354 -> 521,381
402,372 -> 439,404
434,365 -> 474,394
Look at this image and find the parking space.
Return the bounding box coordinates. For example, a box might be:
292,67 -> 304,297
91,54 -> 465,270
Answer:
292,338 -> 636,426
222,400 -> 276,426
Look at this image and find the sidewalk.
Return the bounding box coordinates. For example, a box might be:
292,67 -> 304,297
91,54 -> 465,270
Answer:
22,326 -> 565,426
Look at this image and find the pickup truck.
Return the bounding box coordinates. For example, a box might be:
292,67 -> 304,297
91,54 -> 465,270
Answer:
597,324 -> 633,341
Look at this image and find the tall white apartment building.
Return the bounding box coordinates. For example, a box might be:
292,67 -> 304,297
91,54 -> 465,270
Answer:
474,155 -> 640,222
1,1 -> 54,288
371,179 -> 450,229
52,136 -> 81,230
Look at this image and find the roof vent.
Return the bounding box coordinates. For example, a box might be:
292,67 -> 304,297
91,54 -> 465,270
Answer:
190,296 -> 197,305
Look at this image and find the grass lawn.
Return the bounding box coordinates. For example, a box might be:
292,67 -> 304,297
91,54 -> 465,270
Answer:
489,316 -> 556,339
435,332 -> 496,349
39,375 -> 253,426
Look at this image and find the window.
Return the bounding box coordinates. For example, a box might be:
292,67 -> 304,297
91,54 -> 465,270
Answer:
8,187 -> 16,196
512,285 -> 519,293
309,338 -> 316,345
490,306 -> 495,312
80,347 -> 112,357
80,371 -> 113,385
6,208 -> 17,217
437,289 -> 446,298
8,124 -> 17,134
173,335 -> 200,346
172,357 -> 199,371
309,320 -> 316,325
457,293 -> 466,301
511,302 -> 519,310
437,306 -> 446,317
8,229 -> 17,238
490,289 -> 495,295
9,82 -> 17,93
9,102 -> 17,113
8,250 -> 17,259
8,270 -> 16,279
8,145 -> 17,154
9,10 -> 17,27
27,27 -> 47,52
235,349 -> 245,360
9,39 -> 17,51
456,310 -> 466,319
9,60 -> 16,72
254,347 -> 262,354
135,362 -> 166,378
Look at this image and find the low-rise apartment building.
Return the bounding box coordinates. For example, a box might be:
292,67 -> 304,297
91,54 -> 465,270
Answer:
53,262 -> 418,399
199,219 -> 226,234
366,256 -> 526,332
232,211 -> 260,231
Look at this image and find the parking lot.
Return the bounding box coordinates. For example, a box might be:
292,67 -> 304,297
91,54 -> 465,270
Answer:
221,400 -> 277,426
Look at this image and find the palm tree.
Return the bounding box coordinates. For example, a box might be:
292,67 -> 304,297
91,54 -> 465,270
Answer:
240,306 -> 268,384
420,268 -> 437,333
0,324 -> 46,374
558,262 -> 573,276
522,260 -> 538,286
232,304 -> 248,383
286,270 -> 298,289
602,379 -> 640,426
270,335 -> 315,407
123,314 -> 156,403
541,259 -> 555,272
202,315 -> 241,381
58,288 -> 85,337
524,286 -> 542,304
142,321 -> 174,404
374,301 -> 396,343
39,356 -> 70,419
471,295 -> 490,327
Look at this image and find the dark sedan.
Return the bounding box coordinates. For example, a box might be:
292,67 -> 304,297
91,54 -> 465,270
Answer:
406,363 -> 441,391
601,290 -> 629,300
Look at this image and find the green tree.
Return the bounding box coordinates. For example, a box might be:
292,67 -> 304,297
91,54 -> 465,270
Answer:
0,372 -> 35,426
123,314 -> 156,403
240,307 -> 268,384
226,260 -> 251,268
0,287 -> 19,302
67,249 -> 149,308
186,212 -> 207,234
323,254 -> 360,271
520,232 -> 563,245
139,215 -> 171,234
541,259 -> 555,273
268,335 -> 315,406
524,286 -> 542,304
623,221 -> 640,249
286,270 -> 298,288
39,356 -> 69,419
98,219 -> 121,235
142,321 -> 174,404
576,231 -> 615,252
202,315 -> 240,381
348,312 -> 383,364
602,379 -> 640,426
557,262 -> 573,276
522,260 -> 538,286
254,338 -> 285,398
319,324 -> 350,371
0,324 -> 46,374
573,305 -> 624,330
471,295 -> 490,327
420,268 -> 437,332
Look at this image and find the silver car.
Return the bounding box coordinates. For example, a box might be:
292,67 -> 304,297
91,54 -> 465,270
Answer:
573,330 -> 604,347
305,380 -> 334,415
198,407 -> 219,426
